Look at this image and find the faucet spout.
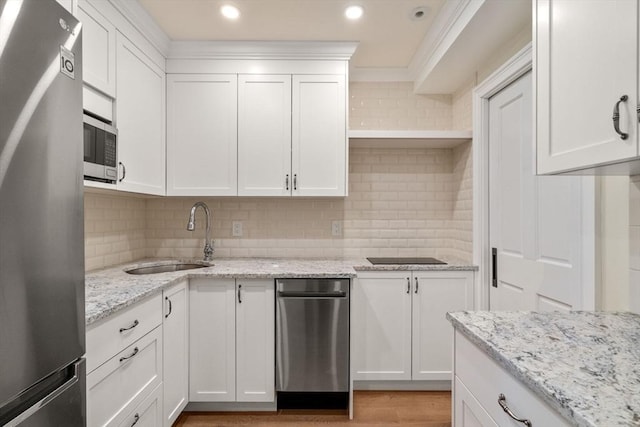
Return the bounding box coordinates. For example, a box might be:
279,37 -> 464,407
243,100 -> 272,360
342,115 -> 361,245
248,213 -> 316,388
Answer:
187,201 -> 214,261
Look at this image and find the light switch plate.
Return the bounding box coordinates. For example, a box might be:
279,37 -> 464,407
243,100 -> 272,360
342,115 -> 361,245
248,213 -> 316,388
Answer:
232,221 -> 243,237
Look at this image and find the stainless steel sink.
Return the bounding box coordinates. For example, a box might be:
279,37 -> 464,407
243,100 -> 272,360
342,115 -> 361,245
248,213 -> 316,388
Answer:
125,262 -> 211,275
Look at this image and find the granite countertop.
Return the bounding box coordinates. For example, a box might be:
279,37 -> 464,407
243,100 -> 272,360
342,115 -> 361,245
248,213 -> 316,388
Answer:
352,256 -> 477,272
447,311 -> 640,427
86,257 -> 477,326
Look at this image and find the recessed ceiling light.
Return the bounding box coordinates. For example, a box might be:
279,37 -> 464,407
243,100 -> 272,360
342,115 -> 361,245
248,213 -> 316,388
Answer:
345,5 -> 364,20
410,6 -> 430,21
221,4 -> 240,20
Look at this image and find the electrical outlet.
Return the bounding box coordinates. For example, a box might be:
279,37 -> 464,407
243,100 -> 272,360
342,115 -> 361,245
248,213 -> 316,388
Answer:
331,220 -> 342,237
232,221 -> 243,237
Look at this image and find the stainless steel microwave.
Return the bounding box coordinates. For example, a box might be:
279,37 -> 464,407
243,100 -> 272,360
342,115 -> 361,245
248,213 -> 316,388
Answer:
83,114 -> 117,183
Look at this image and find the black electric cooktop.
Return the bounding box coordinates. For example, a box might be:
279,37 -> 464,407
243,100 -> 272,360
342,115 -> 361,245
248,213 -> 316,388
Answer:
366,257 -> 447,265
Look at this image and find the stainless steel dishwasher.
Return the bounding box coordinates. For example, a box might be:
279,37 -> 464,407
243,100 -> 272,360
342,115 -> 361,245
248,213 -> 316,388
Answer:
276,278 -> 349,408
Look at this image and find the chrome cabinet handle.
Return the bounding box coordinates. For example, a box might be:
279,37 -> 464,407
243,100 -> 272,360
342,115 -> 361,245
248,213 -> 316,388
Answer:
406,277 -> 410,294
498,394 -> 532,426
118,161 -> 126,182
285,174 -> 289,190
119,319 -> 139,333
165,296 -> 172,319
293,174 -> 297,190
119,347 -> 139,363
130,414 -> 140,427
238,284 -> 242,304
414,277 -> 419,294
613,95 -> 629,140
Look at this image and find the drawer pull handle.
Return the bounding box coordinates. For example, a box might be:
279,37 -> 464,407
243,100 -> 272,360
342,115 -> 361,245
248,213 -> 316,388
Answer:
165,296 -> 172,318
415,277 -> 419,294
130,413 -> 140,427
119,319 -> 139,333
119,347 -> 139,363
498,394 -> 532,426
238,284 -> 242,304
613,95 -> 629,140
406,277 -> 410,294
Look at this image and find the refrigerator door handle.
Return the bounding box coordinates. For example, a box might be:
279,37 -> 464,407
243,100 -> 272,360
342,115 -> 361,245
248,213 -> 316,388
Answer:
2,361 -> 80,427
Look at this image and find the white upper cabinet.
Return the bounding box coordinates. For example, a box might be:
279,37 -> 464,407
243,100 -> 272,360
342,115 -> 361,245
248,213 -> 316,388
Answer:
536,0 -> 639,174
116,32 -> 166,195
77,0 -> 116,98
238,75 -> 292,196
292,75 -> 347,196
167,74 -> 238,196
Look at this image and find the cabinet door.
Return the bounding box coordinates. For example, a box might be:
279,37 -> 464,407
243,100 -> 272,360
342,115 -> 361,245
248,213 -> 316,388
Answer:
352,273 -> 412,381
167,74 -> 238,196
238,75 -> 291,196
412,271 -> 473,381
116,32 -> 165,195
77,0 -> 116,97
536,0 -> 638,174
189,278 -> 236,402
292,75 -> 347,196
163,281 -> 188,426
236,280 -> 275,402
454,377 -> 499,427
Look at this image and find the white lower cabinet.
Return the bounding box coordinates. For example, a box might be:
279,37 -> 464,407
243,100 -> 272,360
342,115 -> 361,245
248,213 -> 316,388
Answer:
162,281 -> 189,427
189,278 -> 275,402
87,327 -> 163,427
352,271 -> 474,383
453,330 -> 571,427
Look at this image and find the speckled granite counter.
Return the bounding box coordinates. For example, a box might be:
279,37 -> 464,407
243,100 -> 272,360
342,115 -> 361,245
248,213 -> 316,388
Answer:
86,257 -> 477,326
351,257 -> 477,272
447,311 -> 640,427
86,258 -> 359,325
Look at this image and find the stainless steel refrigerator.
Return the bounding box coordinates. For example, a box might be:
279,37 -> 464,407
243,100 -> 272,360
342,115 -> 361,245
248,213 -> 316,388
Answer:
0,0 -> 85,425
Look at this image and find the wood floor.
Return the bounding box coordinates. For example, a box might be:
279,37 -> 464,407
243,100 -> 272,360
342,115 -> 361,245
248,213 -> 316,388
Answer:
174,391 -> 451,426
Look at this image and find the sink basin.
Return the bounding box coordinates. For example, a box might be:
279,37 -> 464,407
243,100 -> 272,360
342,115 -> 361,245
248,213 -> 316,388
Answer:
125,262 -> 211,275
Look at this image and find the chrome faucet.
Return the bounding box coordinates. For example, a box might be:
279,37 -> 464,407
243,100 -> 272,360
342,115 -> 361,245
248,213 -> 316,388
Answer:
187,201 -> 214,261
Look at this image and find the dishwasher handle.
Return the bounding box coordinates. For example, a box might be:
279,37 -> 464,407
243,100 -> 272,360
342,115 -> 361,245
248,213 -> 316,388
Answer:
277,291 -> 347,298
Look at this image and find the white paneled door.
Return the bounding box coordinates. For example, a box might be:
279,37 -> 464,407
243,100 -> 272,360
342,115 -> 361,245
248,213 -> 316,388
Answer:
489,71 -> 590,311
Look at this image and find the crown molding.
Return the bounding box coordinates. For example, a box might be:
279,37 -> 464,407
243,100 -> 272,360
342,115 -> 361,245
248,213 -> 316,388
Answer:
108,0 -> 171,56
168,40 -> 359,61
408,0 -> 484,92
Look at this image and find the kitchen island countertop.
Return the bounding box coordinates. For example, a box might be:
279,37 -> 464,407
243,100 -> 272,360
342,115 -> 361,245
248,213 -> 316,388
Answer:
447,310 -> 640,427
86,257 -> 477,325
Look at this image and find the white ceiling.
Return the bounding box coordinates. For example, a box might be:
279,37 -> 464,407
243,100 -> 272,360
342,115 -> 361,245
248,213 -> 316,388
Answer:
137,0 -> 447,68
135,0 -> 532,93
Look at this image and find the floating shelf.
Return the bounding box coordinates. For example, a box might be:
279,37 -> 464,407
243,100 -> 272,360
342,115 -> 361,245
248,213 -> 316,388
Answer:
348,130 -> 472,149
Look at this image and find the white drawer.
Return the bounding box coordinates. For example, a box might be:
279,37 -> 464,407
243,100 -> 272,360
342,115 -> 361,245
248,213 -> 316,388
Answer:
87,327 -> 163,427
87,294 -> 163,373
454,331 -> 571,427
117,383 -> 163,427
